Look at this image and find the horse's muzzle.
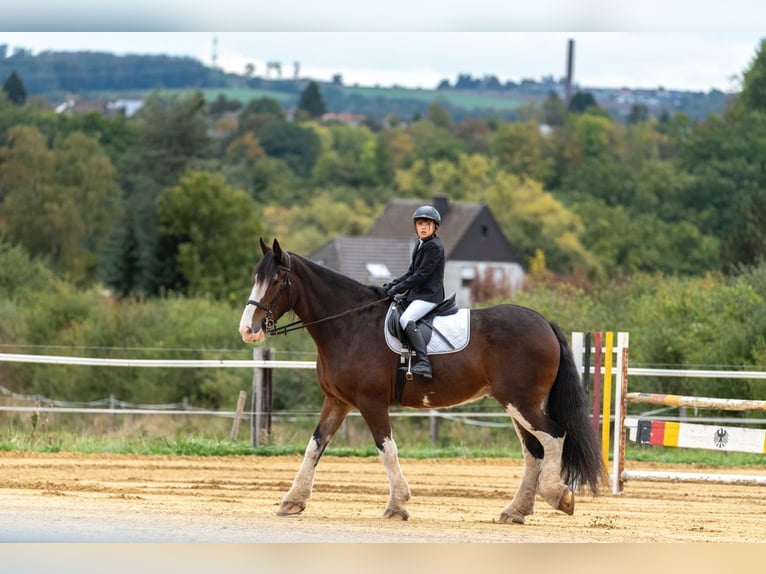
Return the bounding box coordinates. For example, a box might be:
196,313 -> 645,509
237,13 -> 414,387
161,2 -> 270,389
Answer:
239,325 -> 266,344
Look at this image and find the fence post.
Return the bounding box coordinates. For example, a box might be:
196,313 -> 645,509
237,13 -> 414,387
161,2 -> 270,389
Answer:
251,347 -> 264,447
429,410 -> 439,445
262,348 -> 273,437
251,347 -> 274,447
230,390 -> 247,441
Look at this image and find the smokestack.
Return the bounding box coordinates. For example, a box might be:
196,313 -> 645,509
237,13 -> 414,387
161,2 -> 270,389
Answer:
565,38 -> 575,104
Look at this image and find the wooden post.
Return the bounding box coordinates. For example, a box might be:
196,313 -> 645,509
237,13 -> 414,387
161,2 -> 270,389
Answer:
262,348 -> 273,437
429,409 -> 439,445
230,390 -> 247,441
615,345 -> 629,494
250,347 -> 274,447
251,347 -> 264,447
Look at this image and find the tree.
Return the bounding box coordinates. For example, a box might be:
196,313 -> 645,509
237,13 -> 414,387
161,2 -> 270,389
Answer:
568,91 -> 600,114
740,39 -> 766,113
156,170 -> 263,301
0,126 -> 121,283
542,92 -> 568,126
110,90 -> 211,295
257,120 -> 321,178
627,104 -> 650,124
426,102 -> 452,129
489,120 -> 547,181
297,80 -> 327,119
2,70 -> 26,105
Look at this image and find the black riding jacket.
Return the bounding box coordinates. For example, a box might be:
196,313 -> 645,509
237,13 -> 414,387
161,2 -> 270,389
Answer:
390,234 -> 445,304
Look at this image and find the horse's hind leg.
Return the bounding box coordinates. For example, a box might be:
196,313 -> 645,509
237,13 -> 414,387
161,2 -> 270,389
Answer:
504,405 -> 573,515
499,421 -> 541,524
278,396 -> 351,516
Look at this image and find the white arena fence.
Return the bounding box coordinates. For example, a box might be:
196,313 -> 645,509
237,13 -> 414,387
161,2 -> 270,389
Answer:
3,336 -> 766,477
0,350 -> 516,446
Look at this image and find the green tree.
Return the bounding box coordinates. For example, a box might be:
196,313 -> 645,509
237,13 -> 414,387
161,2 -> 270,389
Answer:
489,120 -> 547,180
2,70 -> 26,105
542,91 -> 568,126
480,170 -> 598,274
680,108 -> 766,267
0,126 -> 121,283
109,90 -> 211,296
426,102 -> 452,129
568,91 -> 600,114
740,38 -> 766,113
257,120 -> 321,178
156,170 -> 264,301
297,81 -> 327,119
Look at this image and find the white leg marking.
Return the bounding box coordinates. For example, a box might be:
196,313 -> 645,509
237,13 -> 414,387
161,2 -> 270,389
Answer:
500,419 -> 540,522
379,436 -> 411,518
282,437 -> 322,505
504,403 -> 567,509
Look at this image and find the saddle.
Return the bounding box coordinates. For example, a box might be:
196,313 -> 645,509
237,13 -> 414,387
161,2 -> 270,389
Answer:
384,294 -> 470,355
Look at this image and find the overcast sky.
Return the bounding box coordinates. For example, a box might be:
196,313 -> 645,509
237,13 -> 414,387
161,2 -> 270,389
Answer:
2,3 -> 765,93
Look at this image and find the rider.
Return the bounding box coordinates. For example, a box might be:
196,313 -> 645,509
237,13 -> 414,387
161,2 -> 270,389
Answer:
384,205 -> 445,379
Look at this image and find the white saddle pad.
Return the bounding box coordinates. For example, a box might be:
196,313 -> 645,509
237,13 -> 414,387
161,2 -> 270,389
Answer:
385,306 -> 471,355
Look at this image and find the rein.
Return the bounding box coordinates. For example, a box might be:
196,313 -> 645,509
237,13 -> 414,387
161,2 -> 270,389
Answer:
267,297 -> 391,336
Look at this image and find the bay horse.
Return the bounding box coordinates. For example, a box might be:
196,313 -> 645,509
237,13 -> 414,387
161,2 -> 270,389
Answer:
239,238 -> 605,524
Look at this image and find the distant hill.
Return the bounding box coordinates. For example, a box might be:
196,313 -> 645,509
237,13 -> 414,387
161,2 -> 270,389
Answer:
0,48 -> 733,122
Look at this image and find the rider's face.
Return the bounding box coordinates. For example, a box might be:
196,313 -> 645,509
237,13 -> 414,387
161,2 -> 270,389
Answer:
414,219 -> 436,239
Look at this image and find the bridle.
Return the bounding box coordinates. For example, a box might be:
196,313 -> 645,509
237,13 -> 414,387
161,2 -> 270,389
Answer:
245,252 -> 389,336
246,253 -> 293,336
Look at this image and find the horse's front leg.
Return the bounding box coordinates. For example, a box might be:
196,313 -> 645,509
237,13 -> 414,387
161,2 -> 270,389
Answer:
359,405 -> 411,520
278,395 -> 351,516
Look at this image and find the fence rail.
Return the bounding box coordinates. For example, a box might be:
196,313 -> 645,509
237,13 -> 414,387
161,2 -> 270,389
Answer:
3,347 -> 766,449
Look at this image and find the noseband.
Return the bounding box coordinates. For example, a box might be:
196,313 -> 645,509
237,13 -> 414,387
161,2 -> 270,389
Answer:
246,253 -> 292,336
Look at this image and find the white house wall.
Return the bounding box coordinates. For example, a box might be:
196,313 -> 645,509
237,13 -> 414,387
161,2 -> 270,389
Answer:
445,261 -> 525,308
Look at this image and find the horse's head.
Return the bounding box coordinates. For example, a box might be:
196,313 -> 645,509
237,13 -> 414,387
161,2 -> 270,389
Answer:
239,238 -> 294,344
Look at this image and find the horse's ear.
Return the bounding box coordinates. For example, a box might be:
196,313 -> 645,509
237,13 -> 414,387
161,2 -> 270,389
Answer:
259,237 -> 270,255
272,238 -> 283,261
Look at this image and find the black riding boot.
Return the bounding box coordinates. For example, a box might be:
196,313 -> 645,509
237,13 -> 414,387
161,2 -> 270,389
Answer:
404,321 -> 432,379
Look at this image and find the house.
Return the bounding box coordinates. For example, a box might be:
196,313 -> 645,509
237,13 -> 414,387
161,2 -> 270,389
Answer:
310,236 -> 411,285
309,196 -> 524,307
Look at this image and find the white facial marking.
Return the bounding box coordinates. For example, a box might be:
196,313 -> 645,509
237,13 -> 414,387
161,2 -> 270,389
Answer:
238,281 -> 267,330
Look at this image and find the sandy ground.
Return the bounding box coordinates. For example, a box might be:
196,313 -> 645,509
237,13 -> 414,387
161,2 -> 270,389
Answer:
1,451 -> 765,543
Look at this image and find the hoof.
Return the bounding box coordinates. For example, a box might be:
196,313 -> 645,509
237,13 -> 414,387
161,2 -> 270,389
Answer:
277,500 -> 306,516
557,488 -> 575,516
498,511 -> 525,524
382,508 -> 409,521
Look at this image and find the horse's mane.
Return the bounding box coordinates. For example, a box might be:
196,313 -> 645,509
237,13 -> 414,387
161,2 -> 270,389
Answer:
257,249 -> 388,299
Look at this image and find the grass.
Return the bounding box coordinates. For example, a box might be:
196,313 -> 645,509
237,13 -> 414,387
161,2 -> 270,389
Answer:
2,419 -> 765,468
2,408 -> 764,466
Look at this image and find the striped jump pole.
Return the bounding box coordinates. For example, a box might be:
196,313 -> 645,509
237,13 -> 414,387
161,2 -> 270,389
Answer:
616,392 -> 766,491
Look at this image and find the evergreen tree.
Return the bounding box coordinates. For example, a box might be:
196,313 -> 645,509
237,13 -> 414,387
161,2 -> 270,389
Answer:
297,81 -> 327,119
568,91 -> 599,114
740,39 -> 766,113
2,70 -> 26,105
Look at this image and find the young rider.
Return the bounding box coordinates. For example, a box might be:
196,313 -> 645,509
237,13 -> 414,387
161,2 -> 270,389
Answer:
384,205 -> 445,379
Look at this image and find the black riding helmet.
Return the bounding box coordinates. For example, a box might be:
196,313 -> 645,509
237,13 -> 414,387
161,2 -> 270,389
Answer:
412,205 -> 441,226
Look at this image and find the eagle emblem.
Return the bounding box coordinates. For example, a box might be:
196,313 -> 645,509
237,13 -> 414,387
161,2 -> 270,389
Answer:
713,427 -> 729,448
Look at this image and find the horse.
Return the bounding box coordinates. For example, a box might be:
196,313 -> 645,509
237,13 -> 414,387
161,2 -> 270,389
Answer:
238,238 -> 605,524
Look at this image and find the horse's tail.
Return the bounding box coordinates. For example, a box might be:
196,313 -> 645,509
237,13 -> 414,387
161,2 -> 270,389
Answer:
546,321 -> 606,495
